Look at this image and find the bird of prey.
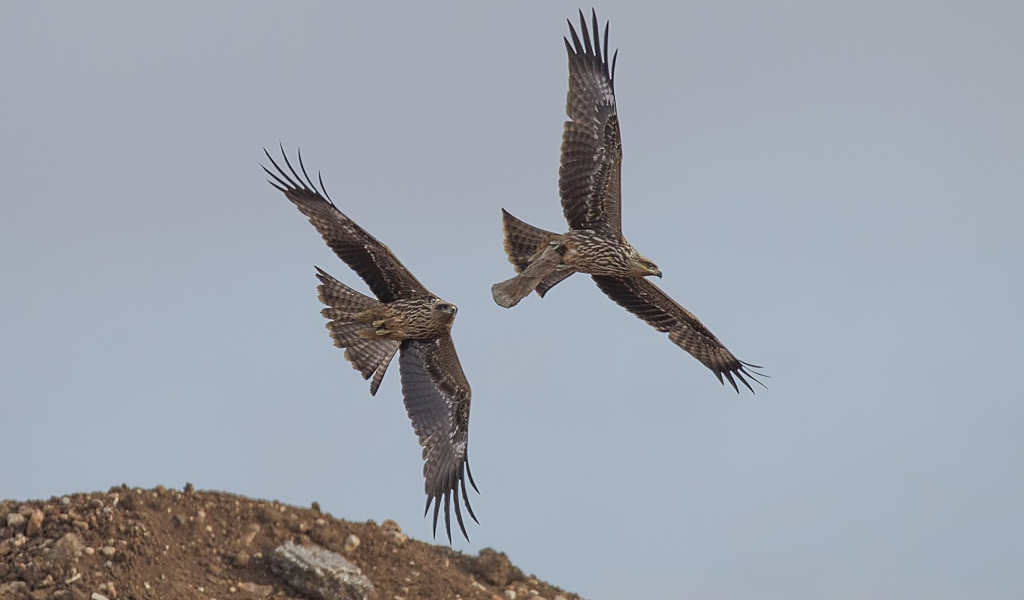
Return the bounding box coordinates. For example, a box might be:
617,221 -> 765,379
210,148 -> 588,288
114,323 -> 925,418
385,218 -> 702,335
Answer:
492,10 -> 765,393
264,147 -> 478,542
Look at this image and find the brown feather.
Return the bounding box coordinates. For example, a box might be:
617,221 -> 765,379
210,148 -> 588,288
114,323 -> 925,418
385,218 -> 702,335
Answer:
592,276 -> 765,393
560,12 -> 623,234
264,148 -> 427,302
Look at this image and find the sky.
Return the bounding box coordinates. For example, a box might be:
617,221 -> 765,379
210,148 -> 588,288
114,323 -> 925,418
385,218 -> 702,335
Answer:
1,2 -> 1023,599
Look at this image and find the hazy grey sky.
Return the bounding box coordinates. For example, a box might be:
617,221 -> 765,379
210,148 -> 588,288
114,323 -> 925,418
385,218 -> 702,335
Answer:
2,2 -> 1022,599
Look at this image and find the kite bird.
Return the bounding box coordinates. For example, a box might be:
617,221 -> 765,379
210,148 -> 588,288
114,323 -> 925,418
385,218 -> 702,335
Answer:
492,10 -> 766,393
264,147 -> 478,542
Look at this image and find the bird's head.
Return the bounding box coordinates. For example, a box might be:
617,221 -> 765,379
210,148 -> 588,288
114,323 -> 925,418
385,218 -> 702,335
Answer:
432,299 -> 459,325
629,250 -> 662,278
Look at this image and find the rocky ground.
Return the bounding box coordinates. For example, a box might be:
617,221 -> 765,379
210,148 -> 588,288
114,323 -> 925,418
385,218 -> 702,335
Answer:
1,485 -> 582,600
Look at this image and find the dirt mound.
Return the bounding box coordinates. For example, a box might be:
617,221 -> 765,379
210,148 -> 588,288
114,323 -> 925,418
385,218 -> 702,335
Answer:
1,485 -> 581,600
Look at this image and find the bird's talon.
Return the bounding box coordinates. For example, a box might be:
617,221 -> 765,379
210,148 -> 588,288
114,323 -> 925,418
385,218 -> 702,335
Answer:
372,319 -> 386,327
374,329 -> 392,336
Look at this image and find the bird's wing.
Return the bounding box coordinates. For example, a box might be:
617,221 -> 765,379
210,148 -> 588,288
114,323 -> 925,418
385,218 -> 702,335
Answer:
592,276 -> 766,393
559,9 -> 623,235
399,336 -> 478,542
264,147 -> 428,303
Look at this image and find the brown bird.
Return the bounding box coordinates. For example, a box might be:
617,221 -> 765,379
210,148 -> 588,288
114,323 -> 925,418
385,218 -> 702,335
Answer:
264,147 -> 478,542
492,10 -> 765,393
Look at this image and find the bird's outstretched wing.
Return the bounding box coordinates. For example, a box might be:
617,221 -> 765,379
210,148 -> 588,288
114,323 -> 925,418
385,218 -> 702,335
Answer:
399,336 -> 478,542
264,147 -> 428,303
592,276 -> 766,393
560,9 -> 623,235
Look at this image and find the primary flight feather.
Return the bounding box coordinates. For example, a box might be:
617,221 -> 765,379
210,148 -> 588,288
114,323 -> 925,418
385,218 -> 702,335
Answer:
492,10 -> 765,393
265,147 -> 478,542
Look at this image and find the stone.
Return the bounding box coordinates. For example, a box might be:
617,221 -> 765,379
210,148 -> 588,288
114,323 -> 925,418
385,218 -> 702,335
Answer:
380,519 -> 402,533
271,540 -> 373,600
243,523 -> 261,546
26,509 -> 44,536
72,520 -> 89,532
503,591 -> 516,600
91,594 -> 110,600
0,582 -> 28,595
382,530 -> 408,544
343,534 -> 360,553
553,596 -> 567,600
237,582 -> 273,597
52,533 -> 86,563
233,550 -> 250,568
6,512 -> 26,528
475,548 -> 515,587
101,546 -> 116,557
17,505 -> 34,517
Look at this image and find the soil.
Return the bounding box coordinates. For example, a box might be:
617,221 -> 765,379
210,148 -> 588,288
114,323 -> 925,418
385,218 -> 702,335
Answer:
0,485 -> 581,600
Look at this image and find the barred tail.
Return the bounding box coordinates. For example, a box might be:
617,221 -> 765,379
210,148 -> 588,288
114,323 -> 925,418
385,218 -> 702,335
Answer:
315,267 -> 400,395
495,209 -> 576,305
500,209 -> 557,273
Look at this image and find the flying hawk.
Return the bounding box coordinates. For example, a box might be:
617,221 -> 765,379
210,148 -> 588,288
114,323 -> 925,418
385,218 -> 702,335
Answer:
264,148 -> 478,542
492,10 -> 765,393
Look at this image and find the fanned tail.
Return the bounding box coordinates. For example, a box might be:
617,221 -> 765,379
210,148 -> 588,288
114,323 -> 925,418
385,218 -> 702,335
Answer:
493,209 -> 575,307
316,267 -> 400,395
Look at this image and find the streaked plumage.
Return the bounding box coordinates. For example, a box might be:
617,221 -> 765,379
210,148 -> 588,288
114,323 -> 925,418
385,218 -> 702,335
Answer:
492,10 -> 765,392
264,148 -> 478,541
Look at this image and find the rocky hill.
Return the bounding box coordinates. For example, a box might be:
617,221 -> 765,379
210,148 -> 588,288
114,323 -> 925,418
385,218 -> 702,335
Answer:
0,485 -> 581,600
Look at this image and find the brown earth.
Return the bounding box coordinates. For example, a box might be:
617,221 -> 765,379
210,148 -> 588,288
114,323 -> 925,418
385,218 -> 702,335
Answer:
0,485 -> 581,600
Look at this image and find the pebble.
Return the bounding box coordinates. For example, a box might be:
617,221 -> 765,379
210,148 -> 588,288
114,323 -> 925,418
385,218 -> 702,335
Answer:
101,546 -> 116,557
344,534 -> 360,552
52,533 -> 86,563
73,520 -> 90,532
380,519 -> 402,533
85,547 -> 96,555
553,596 -> 567,600
6,512 -> 26,528
244,523 -> 261,546
17,505 -> 35,517
504,591 -> 516,600
91,594 -> 110,600
382,530 -> 408,544
233,550 -> 250,568
237,582 -> 273,597
60,496 -> 71,506
27,509 -> 44,536
0,583 -> 28,595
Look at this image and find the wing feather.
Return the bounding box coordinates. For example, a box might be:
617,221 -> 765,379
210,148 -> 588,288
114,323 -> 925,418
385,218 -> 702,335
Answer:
560,10 -> 623,234
264,147 -> 427,302
592,276 -> 766,392
399,336 -> 478,542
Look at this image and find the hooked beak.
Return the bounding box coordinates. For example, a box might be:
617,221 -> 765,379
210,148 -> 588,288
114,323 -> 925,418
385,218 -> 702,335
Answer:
654,270 -> 663,279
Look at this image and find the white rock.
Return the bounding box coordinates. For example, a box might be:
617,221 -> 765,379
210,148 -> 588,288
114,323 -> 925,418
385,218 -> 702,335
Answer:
271,540 -> 373,600
344,534 -> 360,552
6,513 -> 26,528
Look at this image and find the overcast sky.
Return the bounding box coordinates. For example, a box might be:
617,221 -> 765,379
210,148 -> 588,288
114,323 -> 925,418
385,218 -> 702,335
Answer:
2,2 -> 1023,599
